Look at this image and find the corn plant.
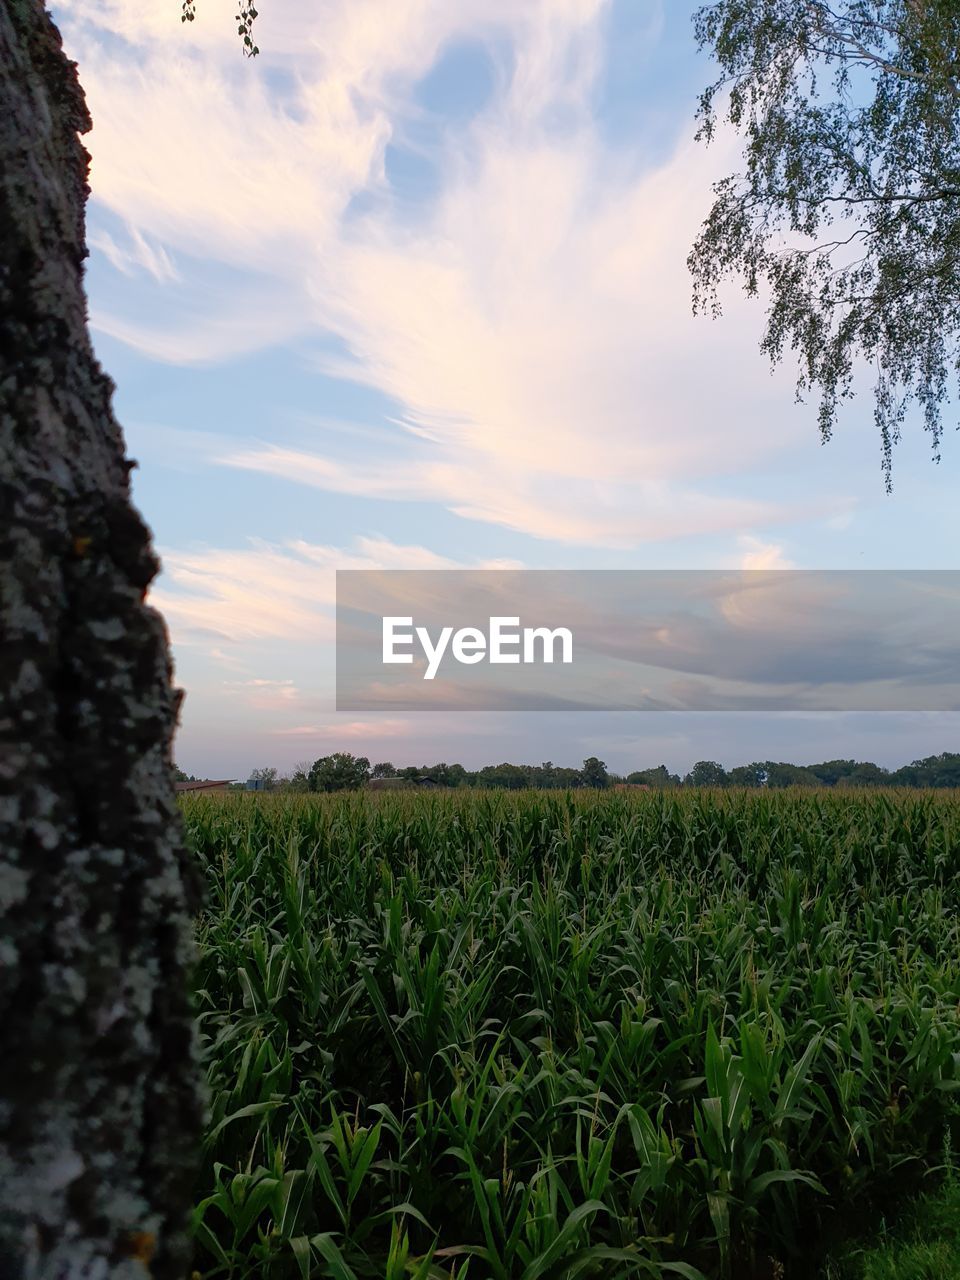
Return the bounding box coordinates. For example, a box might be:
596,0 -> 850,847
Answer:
183,787 -> 960,1277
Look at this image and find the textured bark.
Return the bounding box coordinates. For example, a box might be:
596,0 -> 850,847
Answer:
0,3 -> 204,1276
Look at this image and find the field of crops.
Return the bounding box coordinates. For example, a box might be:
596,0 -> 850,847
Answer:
182,788 -> 960,1279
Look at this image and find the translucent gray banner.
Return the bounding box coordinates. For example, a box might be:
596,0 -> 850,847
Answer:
335,570 -> 960,711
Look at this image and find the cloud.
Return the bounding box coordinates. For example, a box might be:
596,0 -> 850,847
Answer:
738,536 -> 795,571
89,226 -> 179,283
58,0 -> 850,549
225,678 -> 300,710
270,719 -> 411,740
91,280 -> 315,365
222,443 -> 797,546
335,568 -> 960,711
152,543 -> 333,644
151,533 -> 521,647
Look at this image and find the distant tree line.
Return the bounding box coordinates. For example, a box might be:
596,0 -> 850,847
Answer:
271,755 -> 612,793
669,754 -> 960,790
191,751 -> 960,794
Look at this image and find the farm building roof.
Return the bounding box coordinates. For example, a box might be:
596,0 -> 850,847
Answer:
174,779 -> 235,793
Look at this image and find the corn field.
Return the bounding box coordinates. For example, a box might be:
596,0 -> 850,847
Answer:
183,788 -> 960,1279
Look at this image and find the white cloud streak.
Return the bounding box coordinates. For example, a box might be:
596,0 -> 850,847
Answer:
59,0 -> 846,548
152,533 -> 521,646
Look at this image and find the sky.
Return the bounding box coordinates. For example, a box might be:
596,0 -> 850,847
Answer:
54,0 -> 960,779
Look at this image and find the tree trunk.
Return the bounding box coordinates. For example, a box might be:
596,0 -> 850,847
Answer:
0,3 -> 203,1276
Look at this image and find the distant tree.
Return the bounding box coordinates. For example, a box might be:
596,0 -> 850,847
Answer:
892,762 -> 919,787
836,761 -> 891,788
473,762 -> 531,790
893,751 -> 960,788
761,761 -> 821,788
395,762 -> 470,786
308,752 -> 371,793
626,765 -> 682,788
173,766 -> 197,782
727,762 -> 768,787
290,750 -> 960,793
685,760 -> 729,787
539,760 -> 558,787
554,767 -> 585,789
931,753 -> 957,786
248,766 -> 278,791
580,757 -> 610,789
805,759 -> 859,787
427,762 -> 467,787
691,0 -> 960,480
282,761 -> 312,793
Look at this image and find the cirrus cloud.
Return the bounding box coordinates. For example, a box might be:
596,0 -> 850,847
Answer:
59,0 -> 851,549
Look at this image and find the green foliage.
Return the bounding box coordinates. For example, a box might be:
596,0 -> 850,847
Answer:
284,763 -> 312,794
183,787 -> 960,1278
308,753 -> 370,793
244,753 -> 960,793
762,762 -> 821,788
626,766 -> 682,788
690,0 -> 960,481
180,0 -> 259,56
580,757 -> 610,789
469,761 -> 577,789
896,752 -> 960,789
684,761 -> 729,787
805,760 -> 860,787
236,3 -> 259,57
727,763 -> 768,788
827,1177 -> 960,1279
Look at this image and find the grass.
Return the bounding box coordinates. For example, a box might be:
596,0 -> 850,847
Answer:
181,787 -> 960,1279
826,1178 -> 960,1279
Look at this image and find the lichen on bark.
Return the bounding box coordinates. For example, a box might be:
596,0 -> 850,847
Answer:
0,3 -> 204,1276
